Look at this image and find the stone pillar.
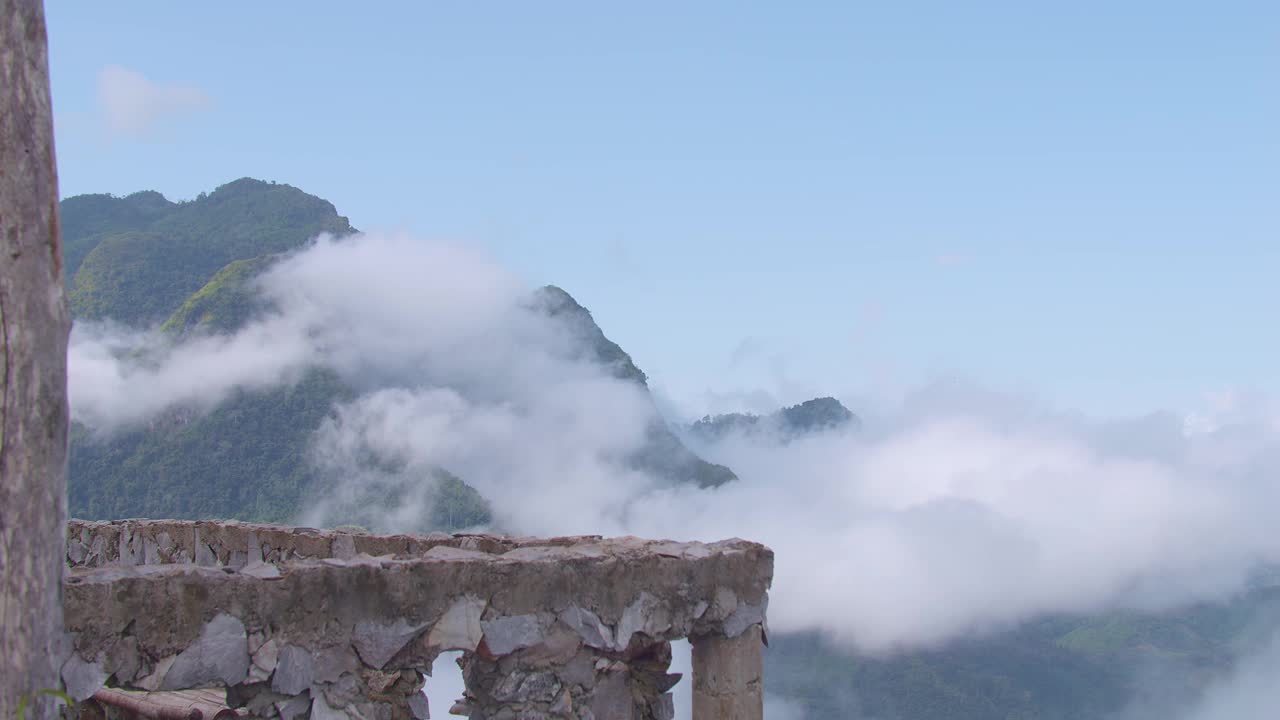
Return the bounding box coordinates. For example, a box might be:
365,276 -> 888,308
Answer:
690,625 -> 763,720
458,633 -> 679,720
0,1 -> 72,719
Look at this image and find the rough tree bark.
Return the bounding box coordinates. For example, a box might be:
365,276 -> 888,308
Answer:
0,0 -> 71,718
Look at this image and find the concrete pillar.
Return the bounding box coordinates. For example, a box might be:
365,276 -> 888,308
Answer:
691,625 -> 763,720
1,1 -> 71,719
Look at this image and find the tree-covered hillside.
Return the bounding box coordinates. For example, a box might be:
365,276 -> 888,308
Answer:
71,368 -> 349,523
65,178 -> 353,325
65,179 -> 734,528
63,180 -> 488,529
160,255 -> 276,336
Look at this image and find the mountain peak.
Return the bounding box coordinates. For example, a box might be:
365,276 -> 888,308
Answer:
63,178 -> 354,325
532,285 -> 648,386
778,396 -> 858,433
210,177 -> 273,194
690,396 -> 860,441
534,283 -> 577,307
532,285 -> 736,487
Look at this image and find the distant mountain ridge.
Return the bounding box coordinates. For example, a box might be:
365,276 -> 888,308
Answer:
530,285 -> 738,488
689,396 -> 859,442
63,178 -> 353,325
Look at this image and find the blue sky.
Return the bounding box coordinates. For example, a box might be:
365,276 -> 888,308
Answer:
45,1 -> 1279,417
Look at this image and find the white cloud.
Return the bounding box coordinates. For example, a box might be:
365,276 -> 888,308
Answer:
67,230 -> 1280,657
97,65 -> 209,136
68,318 -> 313,429
670,403 -> 1280,651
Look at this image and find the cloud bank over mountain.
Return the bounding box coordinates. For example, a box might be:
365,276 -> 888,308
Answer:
68,230 -> 1280,659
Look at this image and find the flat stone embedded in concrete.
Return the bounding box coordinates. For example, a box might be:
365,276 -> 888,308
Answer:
480,614 -> 546,655
353,618 -> 428,669
590,669 -> 635,720
559,606 -> 612,650
61,655 -> 109,702
161,612 -> 249,689
272,645 -> 315,696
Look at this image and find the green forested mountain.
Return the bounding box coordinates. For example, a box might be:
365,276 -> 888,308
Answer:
64,178 -> 353,325
689,395 -> 860,442
65,178 -> 731,527
64,179 -> 1275,719
160,255 -> 277,336
64,180 -> 479,528
71,367 -> 349,523
61,190 -> 174,280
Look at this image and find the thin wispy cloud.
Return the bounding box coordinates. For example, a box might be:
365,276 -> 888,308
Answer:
97,65 -> 210,137
727,336 -> 766,369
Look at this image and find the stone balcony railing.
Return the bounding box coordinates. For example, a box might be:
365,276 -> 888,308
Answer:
61,520 -> 773,720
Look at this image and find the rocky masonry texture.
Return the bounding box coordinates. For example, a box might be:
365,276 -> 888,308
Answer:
63,520 -> 772,720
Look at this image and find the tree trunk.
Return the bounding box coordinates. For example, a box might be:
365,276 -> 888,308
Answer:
0,1 -> 71,718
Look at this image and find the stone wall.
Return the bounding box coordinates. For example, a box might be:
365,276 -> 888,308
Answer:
63,520 -> 772,720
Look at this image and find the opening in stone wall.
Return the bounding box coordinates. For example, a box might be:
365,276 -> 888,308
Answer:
422,651 -> 467,717
670,639 -> 692,720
